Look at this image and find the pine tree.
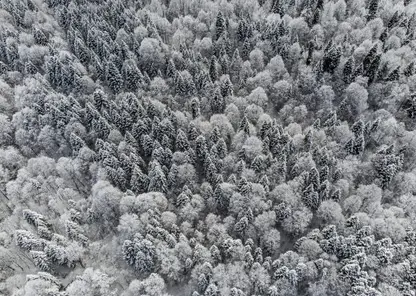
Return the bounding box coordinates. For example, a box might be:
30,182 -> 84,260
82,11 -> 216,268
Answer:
69,133 -> 85,156
197,273 -> 209,293
123,61 -> 142,92
353,133 -> 365,155
23,209 -> 50,229
379,29 -> 388,43
388,11 -> 400,29
176,129 -> 190,151
259,175 -> 270,192
205,159 -> 217,184
220,75 -> 233,97
367,54 -> 381,83
351,120 -> 364,136
209,56 -> 219,82
219,53 -> 230,75
25,61 -> 38,75
363,44 -> 378,72
214,184 -> 230,213
130,165 -> 149,194
367,0 -> 380,21
210,87 -> 225,114
196,135 -> 208,162
271,0 -> 284,16
234,216 -> 249,234
385,66 -> 400,81
230,49 -> 243,82
148,161 -> 167,193
74,37 -> 90,64
238,177 -> 251,195
188,123 -> 199,142
239,115 -> 250,135
215,12 -> 226,40
344,138 -> 355,154
376,62 -> 389,81
251,155 -> 263,173
242,38 -> 251,60
216,138 -> 227,159
322,46 -> 341,74
166,58 -> 177,78
343,56 -> 355,84
306,41 -> 314,66
106,61 -> 123,93
16,230 -> 44,251
237,20 -> 249,42
30,251 -> 51,271
142,134 -> 154,157
191,97 -> 201,119
404,62 -> 415,77
34,28 -> 48,46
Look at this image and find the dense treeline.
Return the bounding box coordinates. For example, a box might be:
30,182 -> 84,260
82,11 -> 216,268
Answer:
1,0 -> 416,295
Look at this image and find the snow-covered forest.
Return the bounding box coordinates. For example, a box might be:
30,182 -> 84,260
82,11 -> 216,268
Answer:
1,0 -> 416,294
